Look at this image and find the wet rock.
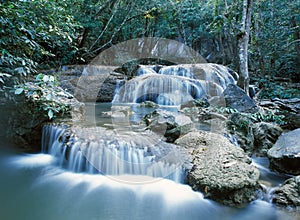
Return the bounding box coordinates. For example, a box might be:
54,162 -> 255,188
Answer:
139,101 -> 159,108
47,124 -> 185,177
144,109 -> 194,143
271,176 -> 300,208
268,128 -> 300,175
223,84 -> 259,113
180,98 -> 210,109
175,131 -> 260,207
252,122 -> 283,157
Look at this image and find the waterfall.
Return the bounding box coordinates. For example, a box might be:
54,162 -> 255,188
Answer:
42,124 -> 185,182
113,64 -> 237,106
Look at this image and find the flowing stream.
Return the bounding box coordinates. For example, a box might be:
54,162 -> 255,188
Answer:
0,64 -> 299,219
0,146 -> 296,220
0,103 -> 298,219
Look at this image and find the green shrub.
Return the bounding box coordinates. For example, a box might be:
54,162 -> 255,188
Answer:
14,73 -> 70,120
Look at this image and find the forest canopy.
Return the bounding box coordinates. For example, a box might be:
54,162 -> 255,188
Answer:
0,0 -> 299,89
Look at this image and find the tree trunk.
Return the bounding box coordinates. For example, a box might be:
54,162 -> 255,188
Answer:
237,0 -> 253,96
291,15 -> 300,69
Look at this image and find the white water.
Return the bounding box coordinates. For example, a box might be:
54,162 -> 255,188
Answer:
42,125 -> 185,183
0,148 -> 296,220
113,64 -> 236,106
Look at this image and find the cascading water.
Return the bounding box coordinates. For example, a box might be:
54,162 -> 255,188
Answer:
113,63 -> 237,106
42,124 -> 185,183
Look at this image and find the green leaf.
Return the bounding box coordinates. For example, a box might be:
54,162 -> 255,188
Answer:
49,76 -> 55,82
14,88 -> 24,95
48,109 -> 54,119
46,93 -> 52,100
14,67 -> 26,76
36,73 -> 44,81
43,75 -> 49,83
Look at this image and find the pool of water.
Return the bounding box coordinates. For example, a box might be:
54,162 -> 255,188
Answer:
0,102 -> 299,220
0,147 -> 298,220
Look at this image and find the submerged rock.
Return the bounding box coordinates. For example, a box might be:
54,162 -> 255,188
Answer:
113,63 -> 237,105
268,128 -> 300,175
175,131 -> 260,207
42,124 -> 185,181
144,110 -> 194,143
223,84 -> 259,113
271,176 -> 300,208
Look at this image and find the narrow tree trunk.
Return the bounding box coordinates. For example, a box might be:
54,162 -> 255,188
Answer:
254,2 -> 265,75
291,15 -> 300,59
237,0 -> 253,96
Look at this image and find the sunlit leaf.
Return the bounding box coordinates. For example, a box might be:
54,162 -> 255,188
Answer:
48,109 -> 54,119
14,88 -> 24,95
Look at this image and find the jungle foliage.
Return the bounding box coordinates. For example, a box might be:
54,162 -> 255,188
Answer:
1,0 -> 299,94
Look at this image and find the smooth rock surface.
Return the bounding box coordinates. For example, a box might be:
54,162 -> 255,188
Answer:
175,131 -> 260,207
223,84 -> 259,113
268,128 -> 300,175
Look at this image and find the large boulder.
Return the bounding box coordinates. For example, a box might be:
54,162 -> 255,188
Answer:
252,122 -> 283,157
268,128 -> 300,175
175,131 -> 260,207
58,65 -> 125,102
271,176 -> 300,208
143,110 -> 194,143
73,73 -> 125,102
223,84 -> 259,113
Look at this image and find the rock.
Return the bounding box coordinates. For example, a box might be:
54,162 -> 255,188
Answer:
46,124 -> 185,177
252,122 -> 283,157
268,128 -> 300,175
74,73 -> 125,102
259,98 -> 300,130
144,109 -> 194,143
223,84 -> 259,113
226,113 -> 255,154
175,131 -> 260,207
271,176 -> 300,208
180,98 -> 210,109
272,98 -> 300,112
284,113 -> 300,130
226,114 -> 284,157
58,65 -> 126,102
139,101 -> 159,108
7,82 -> 85,152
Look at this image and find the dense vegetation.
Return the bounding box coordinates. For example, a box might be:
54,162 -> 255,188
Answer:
0,0 -> 299,97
